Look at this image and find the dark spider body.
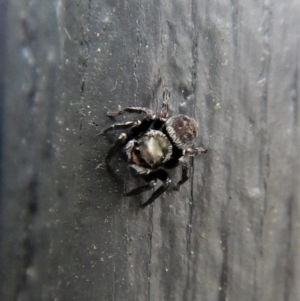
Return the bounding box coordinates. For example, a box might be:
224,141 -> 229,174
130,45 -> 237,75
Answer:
99,87 -> 207,208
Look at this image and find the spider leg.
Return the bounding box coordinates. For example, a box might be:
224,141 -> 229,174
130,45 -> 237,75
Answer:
129,118 -> 154,138
124,180 -> 156,196
96,120 -> 141,136
103,118 -> 156,164
141,169 -> 171,208
161,86 -> 170,119
175,147 -> 207,189
175,157 -> 189,190
184,147 -> 207,156
107,107 -> 155,119
124,168 -> 171,208
105,133 -> 127,164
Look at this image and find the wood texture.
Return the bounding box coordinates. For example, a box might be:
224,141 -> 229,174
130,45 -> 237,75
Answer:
1,0 -> 300,300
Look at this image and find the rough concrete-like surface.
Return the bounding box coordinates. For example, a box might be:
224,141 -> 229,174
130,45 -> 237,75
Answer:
1,0 -> 300,301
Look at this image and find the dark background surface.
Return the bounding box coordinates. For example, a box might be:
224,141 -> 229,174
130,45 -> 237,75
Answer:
1,0 -> 300,300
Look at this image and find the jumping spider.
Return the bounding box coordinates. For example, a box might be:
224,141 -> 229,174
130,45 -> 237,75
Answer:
99,87 -> 207,208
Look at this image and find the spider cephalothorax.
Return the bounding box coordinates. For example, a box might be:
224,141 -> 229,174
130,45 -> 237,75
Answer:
98,87 -> 207,208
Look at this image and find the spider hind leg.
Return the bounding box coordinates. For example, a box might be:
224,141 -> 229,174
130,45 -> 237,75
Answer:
174,148 -> 208,190
175,157 -> 189,190
125,169 -> 171,208
125,180 -> 157,196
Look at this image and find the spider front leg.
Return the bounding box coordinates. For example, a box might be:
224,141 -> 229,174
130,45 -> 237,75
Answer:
96,120 -> 141,136
102,118 -> 156,164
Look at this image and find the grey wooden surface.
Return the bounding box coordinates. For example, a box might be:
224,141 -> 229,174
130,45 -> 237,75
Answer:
1,0 -> 300,300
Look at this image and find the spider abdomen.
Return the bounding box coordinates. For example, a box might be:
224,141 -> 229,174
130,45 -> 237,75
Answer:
165,115 -> 198,149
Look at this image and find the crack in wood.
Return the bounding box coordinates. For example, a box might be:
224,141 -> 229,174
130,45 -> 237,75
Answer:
146,205 -> 154,301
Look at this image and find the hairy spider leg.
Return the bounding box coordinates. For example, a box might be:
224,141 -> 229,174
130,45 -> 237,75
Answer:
184,147 -> 207,156
160,87 -> 170,119
163,146 -> 207,190
174,147 -> 207,188
96,120 -> 141,136
162,155 -> 188,190
176,157 -> 189,189
104,118 -> 154,164
128,118 -> 154,138
124,180 -> 157,196
107,107 -> 156,119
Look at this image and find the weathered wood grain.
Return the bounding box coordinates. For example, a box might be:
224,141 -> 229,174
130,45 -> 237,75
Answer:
1,1 -> 299,300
